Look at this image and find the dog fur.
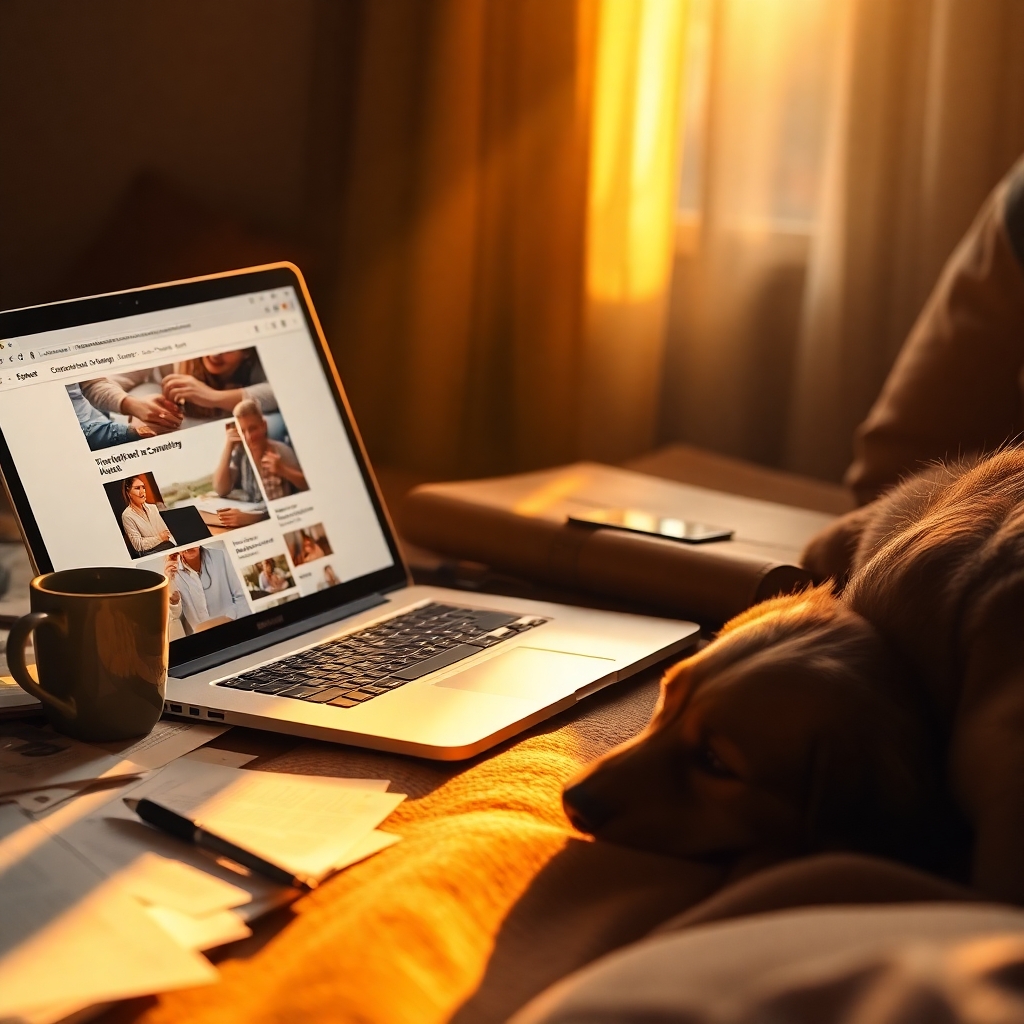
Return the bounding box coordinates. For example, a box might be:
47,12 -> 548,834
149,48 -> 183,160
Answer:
565,450 -> 1024,899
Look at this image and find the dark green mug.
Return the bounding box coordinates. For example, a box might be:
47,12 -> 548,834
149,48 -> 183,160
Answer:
7,567 -> 169,742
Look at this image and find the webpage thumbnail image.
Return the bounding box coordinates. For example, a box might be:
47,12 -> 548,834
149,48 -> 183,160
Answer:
102,424 -> 273,558
68,346 -> 280,450
284,522 -> 339,591
240,553 -> 299,603
139,541 -> 247,639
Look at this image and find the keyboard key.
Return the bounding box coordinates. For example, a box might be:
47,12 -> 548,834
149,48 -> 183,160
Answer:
464,611 -> 519,631
466,635 -> 506,649
253,680 -> 298,694
220,676 -> 261,689
278,684 -> 326,699
304,687 -> 355,703
392,643 -> 481,681
327,696 -> 359,708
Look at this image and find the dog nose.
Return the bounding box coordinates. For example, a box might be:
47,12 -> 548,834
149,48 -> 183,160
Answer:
562,782 -> 613,834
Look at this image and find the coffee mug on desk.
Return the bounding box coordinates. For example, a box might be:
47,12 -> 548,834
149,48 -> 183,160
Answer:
7,567 -> 169,742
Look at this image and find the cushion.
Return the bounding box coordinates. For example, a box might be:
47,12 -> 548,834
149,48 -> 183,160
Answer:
512,904 -> 1024,1024
846,158 -> 1024,504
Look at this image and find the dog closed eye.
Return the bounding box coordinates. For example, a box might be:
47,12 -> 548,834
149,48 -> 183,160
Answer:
694,742 -> 740,780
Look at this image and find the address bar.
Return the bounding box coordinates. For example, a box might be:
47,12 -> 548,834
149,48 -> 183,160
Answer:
32,322 -> 192,361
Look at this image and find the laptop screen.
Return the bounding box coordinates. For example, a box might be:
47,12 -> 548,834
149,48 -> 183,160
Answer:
0,267 -> 406,669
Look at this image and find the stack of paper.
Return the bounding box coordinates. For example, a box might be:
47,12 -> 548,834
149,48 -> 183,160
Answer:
1,755 -> 404,1023
119,759 -> 405,881
2,720 -> 232,813
0,724 -> 149,800
0,803 -> 218,1023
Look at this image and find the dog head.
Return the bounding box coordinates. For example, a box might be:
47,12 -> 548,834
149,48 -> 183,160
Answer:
563,586 -> 941,871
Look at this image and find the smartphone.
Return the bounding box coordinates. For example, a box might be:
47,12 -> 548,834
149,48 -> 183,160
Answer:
566,507 -> 733,544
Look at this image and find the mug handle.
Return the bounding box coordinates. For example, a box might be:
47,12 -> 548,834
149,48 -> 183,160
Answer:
7,611 -> 77,719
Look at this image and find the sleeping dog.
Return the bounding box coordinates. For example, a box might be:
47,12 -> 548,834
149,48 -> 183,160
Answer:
564,450 -> 1024,899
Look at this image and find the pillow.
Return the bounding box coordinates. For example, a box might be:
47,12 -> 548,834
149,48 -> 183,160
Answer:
512,904 -> 1024,1024
846,159 -> 1024,504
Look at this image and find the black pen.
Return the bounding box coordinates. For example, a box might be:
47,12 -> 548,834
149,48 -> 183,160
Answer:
124,796 -> 317,891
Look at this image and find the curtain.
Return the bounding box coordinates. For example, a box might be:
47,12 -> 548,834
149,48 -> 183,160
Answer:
788,0 -> 1024,481
657,0 -> 842,470
582,0 -> 689,463
322,0 -> 688,479
659,0 -> 1024,482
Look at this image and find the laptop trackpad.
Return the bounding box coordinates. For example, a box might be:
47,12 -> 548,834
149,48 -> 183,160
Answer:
433,646 -> 613,701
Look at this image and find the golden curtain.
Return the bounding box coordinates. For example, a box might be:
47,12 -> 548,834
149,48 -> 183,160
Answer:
325,0 -> 688,479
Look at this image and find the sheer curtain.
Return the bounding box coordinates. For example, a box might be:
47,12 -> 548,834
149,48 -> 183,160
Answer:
788,0 -> 1024,480
658,0 -> 841,470
658,0 -> 1024,482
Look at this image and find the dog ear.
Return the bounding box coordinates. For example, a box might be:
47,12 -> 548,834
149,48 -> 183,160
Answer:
654,655 -> 709,723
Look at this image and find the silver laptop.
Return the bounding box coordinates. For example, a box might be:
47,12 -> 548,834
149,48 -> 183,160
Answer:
0,265 -> 698,759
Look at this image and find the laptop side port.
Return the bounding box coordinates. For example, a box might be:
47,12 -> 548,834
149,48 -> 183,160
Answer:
207,710 -> 225,720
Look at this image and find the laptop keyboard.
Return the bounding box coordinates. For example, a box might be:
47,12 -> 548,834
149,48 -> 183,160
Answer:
216,602 -> 549,708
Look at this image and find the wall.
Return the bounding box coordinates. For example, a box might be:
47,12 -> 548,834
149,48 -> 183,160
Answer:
0,0 -> 324,310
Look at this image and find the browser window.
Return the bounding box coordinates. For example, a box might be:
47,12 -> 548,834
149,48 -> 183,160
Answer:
0,286 -> 394,642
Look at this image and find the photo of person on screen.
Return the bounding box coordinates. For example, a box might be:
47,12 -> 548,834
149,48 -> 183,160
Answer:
78,347 -> 277,439
317,564 -> 340,591
68,383 -> 155,451
240,554 -> 295,600
161,349 -> 276,420
258,557 -> 290,594
301,533 -> 325,562
214,400 -> 307,521
120,474 -> 175,555
163,544 -> 247,634
285,523 -> 332,566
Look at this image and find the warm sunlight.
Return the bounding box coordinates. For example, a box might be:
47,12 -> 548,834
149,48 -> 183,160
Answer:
587,0 -> 689,302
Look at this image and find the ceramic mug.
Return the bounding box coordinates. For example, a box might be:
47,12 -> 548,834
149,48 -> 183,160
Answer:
7,566 -> 169,742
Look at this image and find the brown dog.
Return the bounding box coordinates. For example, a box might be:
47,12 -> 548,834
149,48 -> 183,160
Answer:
565,450 -> 1024,898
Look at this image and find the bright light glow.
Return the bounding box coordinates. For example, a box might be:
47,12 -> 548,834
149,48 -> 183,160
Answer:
587,0 -> 689,302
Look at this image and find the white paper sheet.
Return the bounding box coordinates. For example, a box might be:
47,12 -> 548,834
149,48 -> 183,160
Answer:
112,850 -> 252,915
0,803 -> 217,1020
33,783 -> 287,911
0,724 -> 147,797
183,747 -> 257,768
32,768 -> 398,908
146,904 -> 252,952
125,760 -> 405,879
13,722 -> 233,813
332,828 -> 401,870
97,720 -> 229,771
14,783 -> 93,814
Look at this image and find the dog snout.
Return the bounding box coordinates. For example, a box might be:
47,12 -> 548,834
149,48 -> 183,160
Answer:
562,781 -> 614,835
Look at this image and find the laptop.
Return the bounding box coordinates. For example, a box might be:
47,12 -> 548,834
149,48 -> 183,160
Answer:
0,265 -> 698,759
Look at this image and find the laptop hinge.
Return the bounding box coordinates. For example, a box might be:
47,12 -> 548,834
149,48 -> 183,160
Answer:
171,592 -> 389,678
